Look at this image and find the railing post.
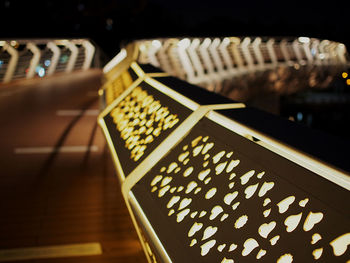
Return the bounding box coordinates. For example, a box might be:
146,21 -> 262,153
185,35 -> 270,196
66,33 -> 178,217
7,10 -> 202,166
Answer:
47,41 -> 60,75
82,40 -> 95,70
3,42 -> 19,83
64,41 -> 78,73
26,42 -> 41,79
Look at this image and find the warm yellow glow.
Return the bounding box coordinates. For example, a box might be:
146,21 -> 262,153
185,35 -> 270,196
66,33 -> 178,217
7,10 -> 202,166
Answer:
342,72 -> 348,78
346,79 -> 350,85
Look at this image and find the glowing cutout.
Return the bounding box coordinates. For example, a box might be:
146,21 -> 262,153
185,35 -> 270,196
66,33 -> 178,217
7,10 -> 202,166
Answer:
303,212 -> 323,232
263,198 -> 271,206
200,240 -> 216,256
167,162 -> 178,173
217,244 -> 226,252
245,183 -> 259,199
258,221 -> 276,238
199,211 -> 207,218
226,151 -> 233,158
242,238 -> 259,256
270,235 -> 280,245
263,208 -> 271,217
193,145 -> 204,157
284,212 -> 303,232
179,198 -> 192,210
194,187 -> 202,194
202,142 -> 214,154
168,209 -> 175,216
205,188 -> 217,199
176,208 -> 190,222
204,177 -> 211,184
240,170 -> 255,185
216,161 -> 228,175
232,202 -> 240,210
186,181 -> 197,194
151,175 -> 162,186
226,160 -> 240,173
213,151 -> 226,164
277,196 -> 295,213
161,176 -> 172,187
190,211 -> 198,218
210,206 -> 223,220
190,239 -> 197,246
158,185 -> 170,197
299,198 -> 309,207
329,233 -> 350,256
257,171 -> 265,179
188,222 -> 203,237
198,169 -> 211,181
312,248 -> 323,260
229,243 -> 237,252
220,213 -> 229,221
277,253 -> 293,263
191,136 -> 202,147
221,258 -> 234,263
256,249 -> 267,259
167,196 -> 180,208
178,151 -> 189,162
183,167 -> 194,177
229,173 -> 236,180
311,233 -> 322,245
258,182 -> 275,197
224,191 -> 238,205
235,215 -> 248,229
202,226 -> 218,240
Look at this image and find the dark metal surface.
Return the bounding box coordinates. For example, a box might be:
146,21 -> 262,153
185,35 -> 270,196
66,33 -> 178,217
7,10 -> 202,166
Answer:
132,116 -> 350,262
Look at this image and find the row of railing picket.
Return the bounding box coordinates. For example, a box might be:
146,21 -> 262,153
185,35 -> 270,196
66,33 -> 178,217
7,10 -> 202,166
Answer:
0,39 -> 95,83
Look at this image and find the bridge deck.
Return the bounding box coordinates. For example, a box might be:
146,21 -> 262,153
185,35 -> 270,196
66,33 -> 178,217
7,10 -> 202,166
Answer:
0,71 -> 146,262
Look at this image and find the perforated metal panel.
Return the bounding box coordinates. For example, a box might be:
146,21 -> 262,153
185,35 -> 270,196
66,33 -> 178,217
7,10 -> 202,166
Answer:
131,116 -> 350,263
100,78 -> 193,177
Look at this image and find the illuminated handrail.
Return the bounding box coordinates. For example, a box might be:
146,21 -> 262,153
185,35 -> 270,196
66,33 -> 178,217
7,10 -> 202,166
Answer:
103,37 -> 349,107
98,62 -> 350,263
0,39 -> 96,83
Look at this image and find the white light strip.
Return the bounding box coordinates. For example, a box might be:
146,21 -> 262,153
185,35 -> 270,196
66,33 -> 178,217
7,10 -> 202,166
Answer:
103,49 -> 127,74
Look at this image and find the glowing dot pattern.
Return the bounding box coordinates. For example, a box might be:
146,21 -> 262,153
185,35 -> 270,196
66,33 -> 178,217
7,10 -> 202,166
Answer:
110,86 -> 179,162
137,123 -> 350,262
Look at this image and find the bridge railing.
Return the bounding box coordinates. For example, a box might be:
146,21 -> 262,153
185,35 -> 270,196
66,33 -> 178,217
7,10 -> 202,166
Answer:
98,37 -> 350,263
0,39 -> 96,83
102,37 -> 349,107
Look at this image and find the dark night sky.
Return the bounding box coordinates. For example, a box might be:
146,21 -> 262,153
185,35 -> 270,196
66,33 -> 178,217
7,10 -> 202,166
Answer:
1,0 -> 350,58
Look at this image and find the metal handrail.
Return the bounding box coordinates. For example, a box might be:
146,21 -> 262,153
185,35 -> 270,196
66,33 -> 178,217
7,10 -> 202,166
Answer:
0,39 -> 96,83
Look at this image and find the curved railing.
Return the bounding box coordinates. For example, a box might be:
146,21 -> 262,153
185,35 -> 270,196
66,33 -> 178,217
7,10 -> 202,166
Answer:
0,39 -> 96,83
102,37 -> 349,107
98,37 -> 350,263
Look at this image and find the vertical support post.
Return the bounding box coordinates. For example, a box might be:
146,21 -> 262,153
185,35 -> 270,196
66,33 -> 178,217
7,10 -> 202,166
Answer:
65,41 -> 78,72
3,42 -> 19,83
26,42 -> 41,79
82,40 -> 95,70
47,41 -> 60,75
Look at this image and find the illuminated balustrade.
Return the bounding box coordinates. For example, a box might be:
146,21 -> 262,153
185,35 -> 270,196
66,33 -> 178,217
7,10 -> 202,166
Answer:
98,60 -> 350,262
102,37 -> 349,107
0,39 -> 96,83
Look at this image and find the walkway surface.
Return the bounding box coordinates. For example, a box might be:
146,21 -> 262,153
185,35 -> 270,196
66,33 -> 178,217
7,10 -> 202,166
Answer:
0,70 -> 147,262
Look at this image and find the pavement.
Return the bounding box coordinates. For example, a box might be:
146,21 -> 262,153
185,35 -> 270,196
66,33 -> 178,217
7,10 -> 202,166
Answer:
0,70 -> 147,262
